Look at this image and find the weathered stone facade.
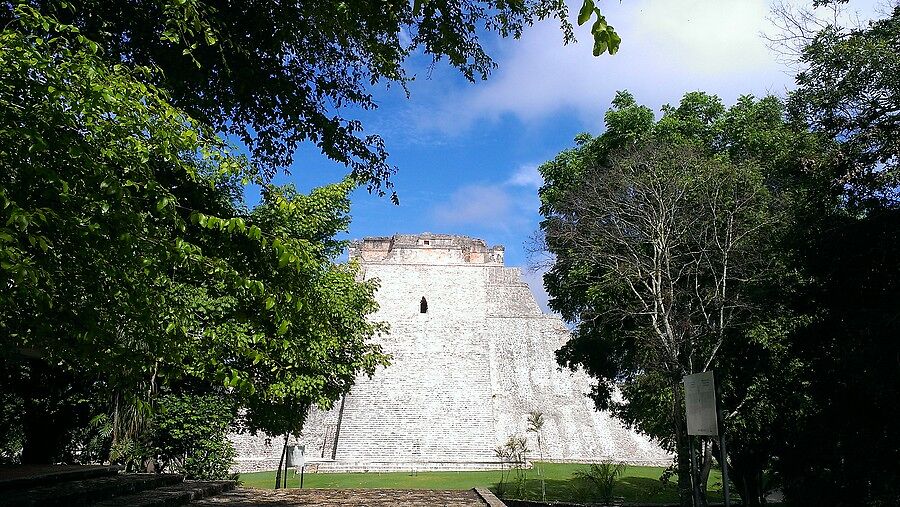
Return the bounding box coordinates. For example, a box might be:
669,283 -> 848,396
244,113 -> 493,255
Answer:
229,234 -> 670,472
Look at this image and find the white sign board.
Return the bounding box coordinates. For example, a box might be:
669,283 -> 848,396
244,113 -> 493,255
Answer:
684,371 -> 718,436
285,444 -> 305,469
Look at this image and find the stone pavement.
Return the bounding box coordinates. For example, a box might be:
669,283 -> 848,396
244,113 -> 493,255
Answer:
193,488 -> 491,506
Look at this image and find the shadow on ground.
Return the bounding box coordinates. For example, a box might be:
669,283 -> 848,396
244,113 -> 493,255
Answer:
491,476 -> 727,505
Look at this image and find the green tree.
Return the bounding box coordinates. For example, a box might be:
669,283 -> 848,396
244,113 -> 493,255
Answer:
0,7 -> 387,462
788,5 -> 900,209
776,210 -> 900,506
538,91 -> 831,507
542,132 -> 775,507
526,411 -> 546,501
4,0 -> 620,197
774,5 -> 900,504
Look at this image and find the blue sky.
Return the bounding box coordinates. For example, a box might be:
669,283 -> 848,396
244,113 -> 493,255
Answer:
257,0 -> 879,312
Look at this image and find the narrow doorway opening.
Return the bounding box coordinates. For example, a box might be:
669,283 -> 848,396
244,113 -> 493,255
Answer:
420,297 -> 428,314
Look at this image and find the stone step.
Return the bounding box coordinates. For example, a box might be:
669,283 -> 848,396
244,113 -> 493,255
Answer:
91,480 -> 235,507
192,487 -> 495,507
4,473 -> 184,507
0,465 -> 122,491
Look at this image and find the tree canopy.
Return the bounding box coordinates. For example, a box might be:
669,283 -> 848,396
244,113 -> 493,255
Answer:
538,90 -> 834,507
538,9 -> 900,497
1,6 -> 387,463
3,0 -> 619,200
776,5 -> 900,503
788,5 -> 900,208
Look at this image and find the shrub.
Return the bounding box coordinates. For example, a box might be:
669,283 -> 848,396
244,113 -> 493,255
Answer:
573,460 -> 627,504
494,435 -> 529,499
150,394 -> 237,480
109,436 -> 152,473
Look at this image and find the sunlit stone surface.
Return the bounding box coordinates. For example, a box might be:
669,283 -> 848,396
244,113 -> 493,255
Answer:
229,234 -> 670,472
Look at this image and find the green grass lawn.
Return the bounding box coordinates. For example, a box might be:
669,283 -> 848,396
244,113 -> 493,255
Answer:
239,463 -> 728,504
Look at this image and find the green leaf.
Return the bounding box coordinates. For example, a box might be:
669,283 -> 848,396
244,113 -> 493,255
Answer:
591,13 -> 607,35
578,0 -> 595,26
593,38 -> 607,57
4,8 -> 390,450
607,28 -> 622,55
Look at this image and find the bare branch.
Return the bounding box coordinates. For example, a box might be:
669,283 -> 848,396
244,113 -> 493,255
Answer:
543,141 -> 773,378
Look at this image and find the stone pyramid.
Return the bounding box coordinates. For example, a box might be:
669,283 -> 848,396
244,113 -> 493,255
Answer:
229,234 -> 670,472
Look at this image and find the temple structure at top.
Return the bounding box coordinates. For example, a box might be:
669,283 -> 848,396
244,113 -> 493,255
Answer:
348,233 -> 505,265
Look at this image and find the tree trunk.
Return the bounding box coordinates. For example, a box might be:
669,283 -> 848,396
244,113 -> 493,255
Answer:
19,360 -> 74,465
20,410 -> 58,464
673,380 -> 693,507
745,475 -> 763,507
539,438 -> 546,502
729,457 -> 764,507
274,434 -> 288,489
697,439 -> 713,507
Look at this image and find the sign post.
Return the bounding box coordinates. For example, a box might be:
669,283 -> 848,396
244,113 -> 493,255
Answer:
285,444 -> 306,489
683,371 -> 730,507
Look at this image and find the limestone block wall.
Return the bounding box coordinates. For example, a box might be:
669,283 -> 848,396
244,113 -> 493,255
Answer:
229,401 -> 342,473
228,234 -> 671,472
486,316 -> 667,464
315,261 -> 498,470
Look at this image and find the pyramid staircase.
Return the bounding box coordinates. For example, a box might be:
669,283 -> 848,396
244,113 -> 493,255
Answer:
0,465 -> 234,506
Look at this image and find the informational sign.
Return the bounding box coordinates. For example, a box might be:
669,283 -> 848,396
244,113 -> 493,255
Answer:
684,371 -> 718,436
285,444 -> 305,469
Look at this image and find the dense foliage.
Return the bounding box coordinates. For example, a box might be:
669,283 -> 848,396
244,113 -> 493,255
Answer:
105,394 -> 237,479
540,5 -> 900,501
0,6 -> 387,463
789,5 -> 900,208
776,6 -> 900,504
538,91 -> 835,507
1,0 -> 621,199
147,394 -> 237,480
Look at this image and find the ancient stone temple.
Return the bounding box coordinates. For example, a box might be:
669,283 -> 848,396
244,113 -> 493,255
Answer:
229,233 -> 669,472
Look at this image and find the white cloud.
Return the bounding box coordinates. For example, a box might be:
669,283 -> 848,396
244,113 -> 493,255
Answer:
431,183 -> 514,228
506,164 -> 544,188
430,165 -> 542,231
403,0 -> 801,136
631,0 -> 773,73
